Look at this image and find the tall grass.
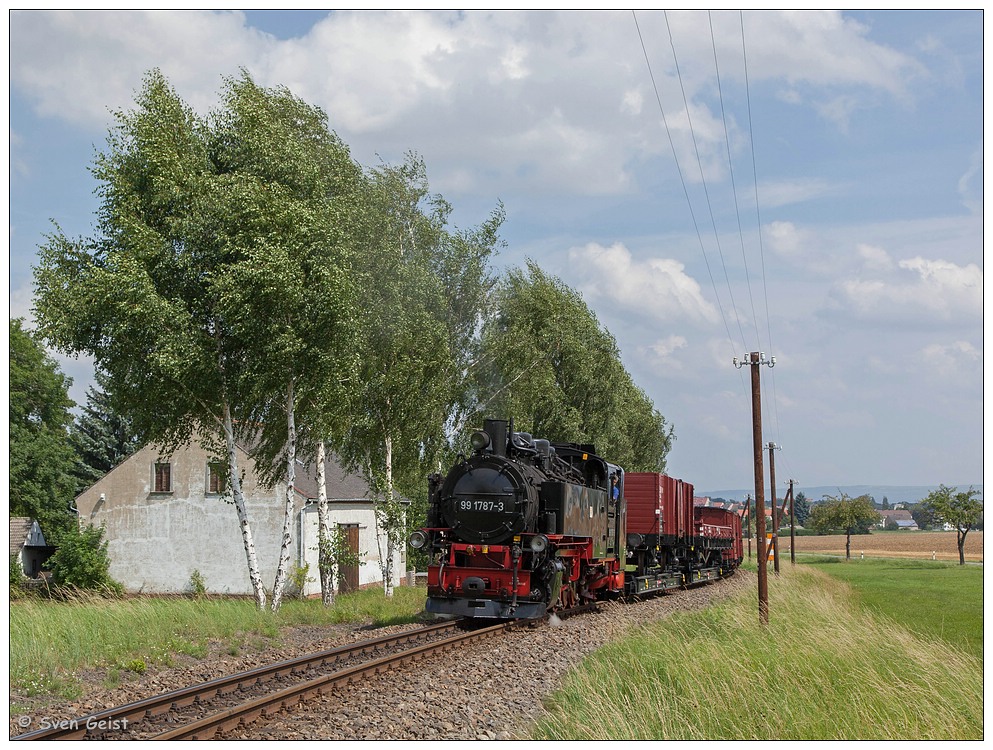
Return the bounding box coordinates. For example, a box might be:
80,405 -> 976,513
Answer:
532,568 -> 982,740
10,586 -> 426,699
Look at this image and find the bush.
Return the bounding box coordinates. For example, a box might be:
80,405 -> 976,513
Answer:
48,525 -> 122,595
287,563 -> 314,601
188,569 -> 207,598
10,554 -> 27,599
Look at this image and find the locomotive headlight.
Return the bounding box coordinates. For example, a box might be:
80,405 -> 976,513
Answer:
470,430 -> 491,452
530,534 -> 549,553
408,530 -> 428,549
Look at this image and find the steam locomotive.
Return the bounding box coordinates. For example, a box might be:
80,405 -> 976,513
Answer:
409,418 -> 743,619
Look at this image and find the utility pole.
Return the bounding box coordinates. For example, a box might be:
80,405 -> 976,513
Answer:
768,442 -> 781,574
745,494 -> 752,560
788,479 -> 797,565
734,351 -> 775,625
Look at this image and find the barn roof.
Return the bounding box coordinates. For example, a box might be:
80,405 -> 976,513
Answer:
9,517 -> 32,551
294,453 -> 377,501
10,517 -> 49,550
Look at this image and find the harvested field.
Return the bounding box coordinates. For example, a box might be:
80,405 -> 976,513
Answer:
773,530 -> 982,562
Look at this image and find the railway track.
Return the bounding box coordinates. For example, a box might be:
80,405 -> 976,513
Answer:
12,619 -> 511,741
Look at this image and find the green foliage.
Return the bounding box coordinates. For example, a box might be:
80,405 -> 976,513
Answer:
68,368 -> 140,495
286,563 -> 314,600
793,491 -> 811,526
335,154 -> 503,510
907,502 -> 937,531
9,318 -> 78,544
10,554 -> 28,599
921,485 -> 983,564
530,568 -> 982,740
48,525 -> 123,594
474,261 -> 672,471
810,494 -> 879,537
32,68 -> 376,610
921,485 -> 982,532
124,658 -> 146,674
188,569 -> 207,598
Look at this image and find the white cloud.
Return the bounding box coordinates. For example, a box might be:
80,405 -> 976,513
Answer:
814,94 -> 860,133
643,335 -> 688,369
10,129 -> 29,179
567,242 -> 719,326
920,340 -> 982,374
10,11 -> 273,126
957,147 -> 982,215
733,11 -> 925,99
836,256 -> 982,323
9,10 -> 932,201
765,221 -> 808,259
856,243 -> 893,271
758,178 -> 839,209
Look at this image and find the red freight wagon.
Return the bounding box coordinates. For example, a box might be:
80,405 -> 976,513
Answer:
694,506 -> 744,568
625,473 -> 694,543
730,510 -> 743,563
695,506 -> 733,537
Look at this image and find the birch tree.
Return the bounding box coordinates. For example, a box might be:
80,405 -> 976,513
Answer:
208,73 -> 366,612
33,71 -> 273,608
337,155 -> 502,594
314,440 -> 335,605
33,70 -> 367,610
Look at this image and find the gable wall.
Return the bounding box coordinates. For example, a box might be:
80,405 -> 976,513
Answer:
74,442 -> 404,595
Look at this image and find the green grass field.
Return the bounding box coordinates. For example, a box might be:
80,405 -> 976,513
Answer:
9,587 -> 426,700
530,564 -> 982,740
802,557 -> 983,659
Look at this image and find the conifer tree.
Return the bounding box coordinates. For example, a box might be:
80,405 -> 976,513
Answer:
69,368 -> 140,494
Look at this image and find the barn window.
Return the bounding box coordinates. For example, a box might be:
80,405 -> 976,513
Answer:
154,462 -> 172,493
207,463 -> 226,494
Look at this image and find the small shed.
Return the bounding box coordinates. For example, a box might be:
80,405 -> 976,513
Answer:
10,517 -> 55,577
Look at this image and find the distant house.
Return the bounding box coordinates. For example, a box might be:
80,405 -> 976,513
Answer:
877,509 -> 919,531
74,439 -> 406,596
10,517 -> 55,577
694,497 -> 742,513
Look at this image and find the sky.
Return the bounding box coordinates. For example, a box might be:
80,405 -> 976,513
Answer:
7,9 -> 985,495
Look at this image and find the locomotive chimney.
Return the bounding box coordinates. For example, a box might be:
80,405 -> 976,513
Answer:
483,418 -> 508,457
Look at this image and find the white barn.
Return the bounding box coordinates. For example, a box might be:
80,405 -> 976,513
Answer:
74,439 -> 406,596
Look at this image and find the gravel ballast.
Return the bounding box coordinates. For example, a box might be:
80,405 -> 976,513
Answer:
10,573 -> 751,740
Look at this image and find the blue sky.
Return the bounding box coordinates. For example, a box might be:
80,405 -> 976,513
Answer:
8,10 -> 984,493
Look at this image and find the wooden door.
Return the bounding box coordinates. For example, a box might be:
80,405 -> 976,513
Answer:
338,523 -> 360,593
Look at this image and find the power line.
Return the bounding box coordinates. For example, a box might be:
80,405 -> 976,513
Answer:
709,11 -> 762,351
632,10 -> 743,375
738,11 -> 783,445
663,10 -> 749,354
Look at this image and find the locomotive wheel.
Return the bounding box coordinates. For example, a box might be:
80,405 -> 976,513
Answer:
558,583 -> 577,610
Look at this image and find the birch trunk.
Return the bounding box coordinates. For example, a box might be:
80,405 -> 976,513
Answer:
382,434 -> 395,597
316,440 -> 335,606
223,402 -> 267,610
270,378 -> 297,612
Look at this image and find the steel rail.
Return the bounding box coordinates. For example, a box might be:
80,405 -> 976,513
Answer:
148,621 -> 511,740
